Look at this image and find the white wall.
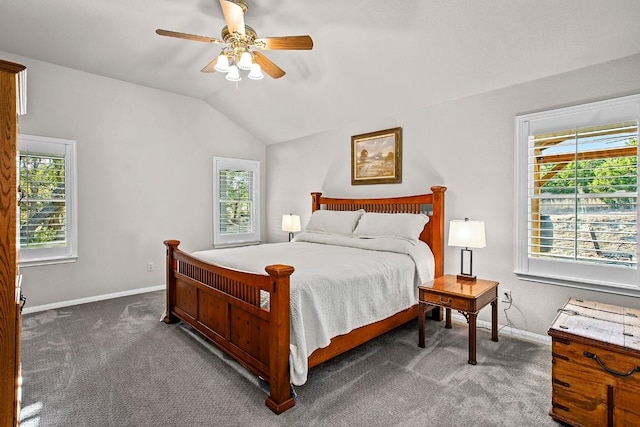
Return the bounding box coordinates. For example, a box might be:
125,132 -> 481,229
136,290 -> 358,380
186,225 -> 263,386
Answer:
266,53 -> 640,336
1,51 -> 266,308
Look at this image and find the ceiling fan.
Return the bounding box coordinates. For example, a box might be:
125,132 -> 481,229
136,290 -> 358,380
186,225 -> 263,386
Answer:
156,0 -> 313,81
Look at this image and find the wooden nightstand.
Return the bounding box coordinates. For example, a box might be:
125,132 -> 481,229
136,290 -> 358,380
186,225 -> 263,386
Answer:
418,274 -> 499,365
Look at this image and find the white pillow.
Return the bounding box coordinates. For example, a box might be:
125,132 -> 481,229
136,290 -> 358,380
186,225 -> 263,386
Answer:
305,209 -> 365,236
354,212 -> 429,242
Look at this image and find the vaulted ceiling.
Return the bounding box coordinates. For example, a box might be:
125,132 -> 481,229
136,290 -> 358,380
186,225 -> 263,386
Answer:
2,0 -> 640,144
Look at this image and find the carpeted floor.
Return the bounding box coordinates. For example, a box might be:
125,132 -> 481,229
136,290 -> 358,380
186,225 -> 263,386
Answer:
20,291 -> 559,426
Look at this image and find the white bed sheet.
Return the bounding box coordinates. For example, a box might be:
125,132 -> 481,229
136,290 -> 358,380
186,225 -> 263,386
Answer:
191,232 -> 434,385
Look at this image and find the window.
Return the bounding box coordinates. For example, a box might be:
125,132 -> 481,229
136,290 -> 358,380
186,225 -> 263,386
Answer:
213,157 -> 260,247
515,95 -> 639,294
19,135 -> 78,266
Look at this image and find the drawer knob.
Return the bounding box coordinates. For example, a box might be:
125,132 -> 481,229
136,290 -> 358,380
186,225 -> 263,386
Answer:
583,351 -> 640,378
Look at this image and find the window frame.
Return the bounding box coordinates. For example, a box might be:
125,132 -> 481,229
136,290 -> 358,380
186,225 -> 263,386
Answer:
514,94 -> 639,295
212,156 -> 261,247
19,134 -> 78,267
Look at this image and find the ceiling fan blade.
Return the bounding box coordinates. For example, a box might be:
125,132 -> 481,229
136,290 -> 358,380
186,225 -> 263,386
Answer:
254,36 -> 313,50
201,57 -> 219,73
253,51 -> 285,79
219,0 -> 245,35
156,29 -> 223,44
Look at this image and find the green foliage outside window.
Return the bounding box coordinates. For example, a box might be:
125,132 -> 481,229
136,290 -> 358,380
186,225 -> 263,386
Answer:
219,170 -> 253,235
539,138 -> 637,205
19,154 -> 67,248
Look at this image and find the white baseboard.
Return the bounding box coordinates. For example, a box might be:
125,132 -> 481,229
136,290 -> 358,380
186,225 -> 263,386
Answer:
22,284 -> 165,314
22,288 -> 552,345
450,312 -> 551,345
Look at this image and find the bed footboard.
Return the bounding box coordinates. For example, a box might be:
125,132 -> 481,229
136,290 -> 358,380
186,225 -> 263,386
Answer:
163,240 -> 295,414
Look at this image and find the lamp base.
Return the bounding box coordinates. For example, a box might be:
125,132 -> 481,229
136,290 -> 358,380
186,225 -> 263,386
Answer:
456,274 -> 477,282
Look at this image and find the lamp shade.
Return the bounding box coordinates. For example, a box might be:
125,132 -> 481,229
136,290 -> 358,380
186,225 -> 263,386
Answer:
225,65 -> 241,82
281,214 -> 301,233
214,54 -> 229,73
247,63 -> 264,80
448,219 -> 486,248
238,51 -> 253,70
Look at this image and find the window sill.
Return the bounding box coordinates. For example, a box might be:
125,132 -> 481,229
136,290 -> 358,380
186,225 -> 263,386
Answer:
213,241 -> 261,249
515,271 -> 640,298
20,256 -> 78,268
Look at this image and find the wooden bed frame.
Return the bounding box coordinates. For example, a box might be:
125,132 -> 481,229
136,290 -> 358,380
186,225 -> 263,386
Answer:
163,185 -> 446,414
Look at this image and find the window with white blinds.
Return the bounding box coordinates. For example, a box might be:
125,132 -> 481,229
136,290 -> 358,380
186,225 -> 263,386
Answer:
515,95 -> 639,294
213,157 -> 260,247
19,135 -> 77,266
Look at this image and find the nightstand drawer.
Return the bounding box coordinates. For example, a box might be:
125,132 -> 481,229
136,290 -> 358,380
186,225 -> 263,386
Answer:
420,291 -> 471,312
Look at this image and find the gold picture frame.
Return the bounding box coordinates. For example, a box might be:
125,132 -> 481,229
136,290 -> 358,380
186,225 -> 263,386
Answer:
351,127 -> 402,185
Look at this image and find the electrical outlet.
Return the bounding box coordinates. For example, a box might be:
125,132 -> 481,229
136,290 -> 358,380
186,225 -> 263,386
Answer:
502,289 -> 512,304
147,262 -> 154,272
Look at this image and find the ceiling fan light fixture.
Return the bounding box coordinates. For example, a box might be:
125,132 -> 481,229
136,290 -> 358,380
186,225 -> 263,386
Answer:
214,54 -> 230,72
237,51 -> 253,70
225,65 -> 242,81
248,63 -> 264,80
156,0 -> 314,83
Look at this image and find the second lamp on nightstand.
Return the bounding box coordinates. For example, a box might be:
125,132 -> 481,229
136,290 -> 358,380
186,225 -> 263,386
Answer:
448,218 -> 486,281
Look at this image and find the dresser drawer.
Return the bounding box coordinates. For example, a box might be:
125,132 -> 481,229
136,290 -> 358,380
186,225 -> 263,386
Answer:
420,291 -> 471,312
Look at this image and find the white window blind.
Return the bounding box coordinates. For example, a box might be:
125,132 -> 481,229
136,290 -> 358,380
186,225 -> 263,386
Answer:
20,152 -> 67,248
213,157 -> 260,247
515,94 -> 640,294
529,122 -> 637,266
19,135 -> 78,266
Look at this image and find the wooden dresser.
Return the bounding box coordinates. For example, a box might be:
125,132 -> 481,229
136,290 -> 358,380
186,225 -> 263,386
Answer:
548,298 -> 640,427
0,59 -> 26,427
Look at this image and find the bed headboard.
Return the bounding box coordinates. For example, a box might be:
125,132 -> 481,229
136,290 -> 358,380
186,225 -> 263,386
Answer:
310,186 -> 446,277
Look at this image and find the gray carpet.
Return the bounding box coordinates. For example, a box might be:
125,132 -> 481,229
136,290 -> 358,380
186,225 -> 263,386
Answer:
20,291 -> 558,426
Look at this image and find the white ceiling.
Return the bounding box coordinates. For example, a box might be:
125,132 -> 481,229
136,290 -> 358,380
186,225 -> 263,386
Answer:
2,0 -> 640,144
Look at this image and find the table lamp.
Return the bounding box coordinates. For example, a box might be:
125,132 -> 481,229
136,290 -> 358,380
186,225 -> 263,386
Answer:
448,218 -> 486,281
281,213 -> 301,241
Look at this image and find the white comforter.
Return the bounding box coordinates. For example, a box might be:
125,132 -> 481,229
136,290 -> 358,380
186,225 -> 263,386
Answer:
191,232 -> 434,385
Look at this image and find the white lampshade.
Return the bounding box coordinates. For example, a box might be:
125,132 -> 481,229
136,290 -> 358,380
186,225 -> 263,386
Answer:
281,214 -> 301,233
247,63 -> 264,80
214,54 -> 229,73
238,51 -> 253,70
448,219 -> 486,248
225,65 -> 241,82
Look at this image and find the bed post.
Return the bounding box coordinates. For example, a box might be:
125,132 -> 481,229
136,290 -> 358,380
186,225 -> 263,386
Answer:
430,186 -> 447,278
429,186 -> 447,322
163,240 -> 180,324
264,264 -> 296,414
311,192 -> 322,212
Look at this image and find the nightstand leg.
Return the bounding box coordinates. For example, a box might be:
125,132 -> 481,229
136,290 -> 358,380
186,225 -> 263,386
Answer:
491,299 -> 498,342
445,308 -> 452,329
418,302 -> 426,348
468,313 -> 477,365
